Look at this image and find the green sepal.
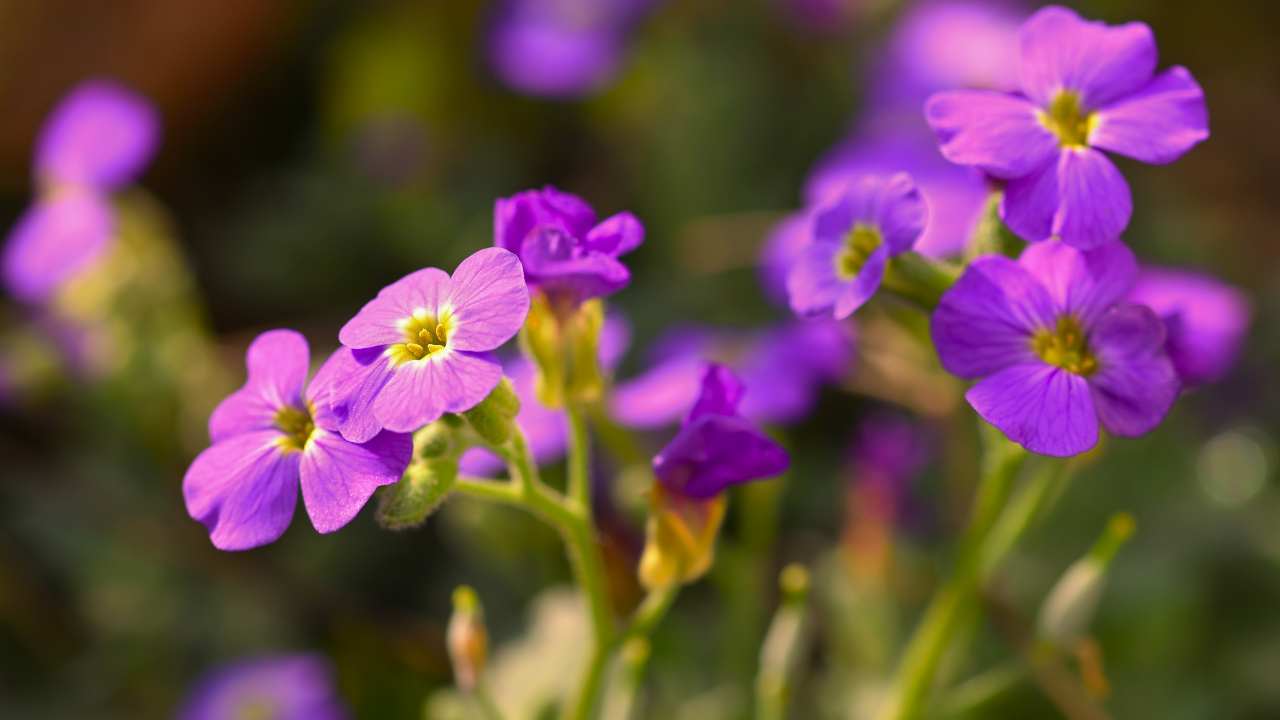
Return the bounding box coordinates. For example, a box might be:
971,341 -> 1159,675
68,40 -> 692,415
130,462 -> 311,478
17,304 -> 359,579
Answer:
520,292 -> 566,408
564,298 -> 606,404
965,191 -> 1025,261
462,378 -> 521,446
376,456 -> 459,530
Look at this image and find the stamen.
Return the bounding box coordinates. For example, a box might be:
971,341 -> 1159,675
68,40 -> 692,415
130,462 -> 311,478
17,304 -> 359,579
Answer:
391,309 -> 454,364
1031,315 -> 1098,376
274,404 -> 317,452
834,224 -> 884,280
1039,90 -> 1097,148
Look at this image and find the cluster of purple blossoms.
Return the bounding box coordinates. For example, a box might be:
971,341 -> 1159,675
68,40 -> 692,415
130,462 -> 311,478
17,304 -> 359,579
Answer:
652,364 -> 790,500
179,654 -> 347,720
3,80 -> 159,303
487,0 -> 655,98
494,185 -> 643,304
1129,268 -> 1250,387
926,5 -> 1209,248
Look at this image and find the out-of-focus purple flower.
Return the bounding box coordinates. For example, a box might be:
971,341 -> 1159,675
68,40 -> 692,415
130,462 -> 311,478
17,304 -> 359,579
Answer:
1129,268 -> 1250,386
3,80 -> 159,303
488,0 -> 654,98
849,414 -> 929,522
611,320 -> 853,427
804,129 -> 987,259
459,313 -> 631,475
183,331 -> 412,551
872,0 -> 1021,108
760,213 -> 810,307
932,242 -> 1179,457
787,174 -> 927,320
178,653 -> 347,720
925,5 -> 1208,249
329,248 -> 530,442
653,364 -> 789,499
494,186 -> 643,303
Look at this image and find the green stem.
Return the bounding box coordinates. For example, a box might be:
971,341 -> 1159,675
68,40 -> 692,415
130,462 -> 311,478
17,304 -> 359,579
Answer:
874,435 -> 1026,720
567,404 -> 592,507
882,252 -> 960,310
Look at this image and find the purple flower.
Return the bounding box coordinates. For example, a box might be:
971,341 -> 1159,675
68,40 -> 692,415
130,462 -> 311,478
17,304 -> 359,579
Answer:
804,128 -> 988,260
849,414 -> 930,524
787,173 -> 928,320
931,242 -> 1179,457
179,653 -> 347,720
184,331 -> 412,550
329,248 -> 530,442
610,320 -> 852,427
871,0 -> 1021,109
494,186 -> 642,303
925,5 -> 1208,248
488,0 -> 654,98
653,364 -> 789,499
1129,267 -> 1250,386
2,80 -> 159,303
459,313 -> 631,475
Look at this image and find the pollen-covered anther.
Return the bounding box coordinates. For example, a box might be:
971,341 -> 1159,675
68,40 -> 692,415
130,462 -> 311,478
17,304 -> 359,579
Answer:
274,404 -> 317,452
1039,90 -> 1098,149
394,309 -> 453,363
1032,315 -> 1099,376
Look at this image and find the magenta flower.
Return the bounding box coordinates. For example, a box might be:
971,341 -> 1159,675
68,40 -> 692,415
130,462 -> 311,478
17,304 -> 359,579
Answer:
932,242 -> 1180,457
849,414 -> 931,527
653,364 -> 789,500
329,248 -> 530,442
179,653 -> 347,720
488,0 -> 654,98
494,186 -> 643,303
184,331 -> 412,551
2,80 -> 158,302
925,5 -> 1208,249
787,173 -> 928,320
1129,268 -> 1250,386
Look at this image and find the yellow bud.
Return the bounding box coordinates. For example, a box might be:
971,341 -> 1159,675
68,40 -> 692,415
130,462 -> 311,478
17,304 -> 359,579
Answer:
638,485 -> 727,590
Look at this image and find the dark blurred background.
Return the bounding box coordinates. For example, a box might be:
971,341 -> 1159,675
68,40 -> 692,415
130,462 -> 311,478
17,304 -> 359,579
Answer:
1,1 -> 1278,718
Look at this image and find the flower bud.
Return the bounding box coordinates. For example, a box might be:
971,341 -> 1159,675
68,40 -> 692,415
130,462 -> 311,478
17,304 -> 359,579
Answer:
638,485 -> 727,590
564,298 -> 606,404
375,456 -> 458,530
1037,513 -> 1135,646
462,378 -> 521,446
520,292 -> 566,408
519,293 -> 608,408
447,586 -> 488,692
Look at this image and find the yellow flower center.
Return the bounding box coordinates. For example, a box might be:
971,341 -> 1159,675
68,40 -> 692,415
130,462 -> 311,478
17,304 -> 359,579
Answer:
834,224 -> 883,280
274,404 -> 316,452
1031,315 -> 1098,376
1039,90 -> 1098,149
390,308 -> 454,365
234,695 -> 281,720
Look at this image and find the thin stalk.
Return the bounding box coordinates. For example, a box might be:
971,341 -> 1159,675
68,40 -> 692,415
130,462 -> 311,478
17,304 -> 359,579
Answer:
567,404 -> 592,507
874,435 -> 1026,720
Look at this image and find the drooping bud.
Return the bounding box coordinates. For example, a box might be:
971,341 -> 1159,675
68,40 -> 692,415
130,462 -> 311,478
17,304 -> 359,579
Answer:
375,456 -> 458,530
637,485 -> 727,590
462,378 -> 521,446
447,585 -> 488,693
1037,513 -> 1135,647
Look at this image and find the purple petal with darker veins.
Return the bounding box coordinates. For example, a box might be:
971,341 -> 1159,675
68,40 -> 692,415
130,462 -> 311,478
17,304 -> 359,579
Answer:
210,329 -> 310,442
925,90 -> 1058,179
300,429 -> 412,533
339,267 -> 451,349
1018,241 -> 1136,326
1092,67 -> 1209,165
966,363 -> 1098,457
1128,268 -> 1250,386
373,351 -> 502,433
36,80 -> 159,190
494,186 -> 597,253
654,414 -> 789,499
833,245 -> 888,319
183,431 -> 300,551
1002,149 -> 1131,248
330,351 -> 397,443
1087,303 -> 1179,437
787,241 -> 843,318
586,212 -> 644,255
874,173 -> 928,254
1017,6 -> 1156,108
447,247 -> 530,352
520,227 -> 631,299
931,255 -> 1054,377
2,192 -> 113,303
